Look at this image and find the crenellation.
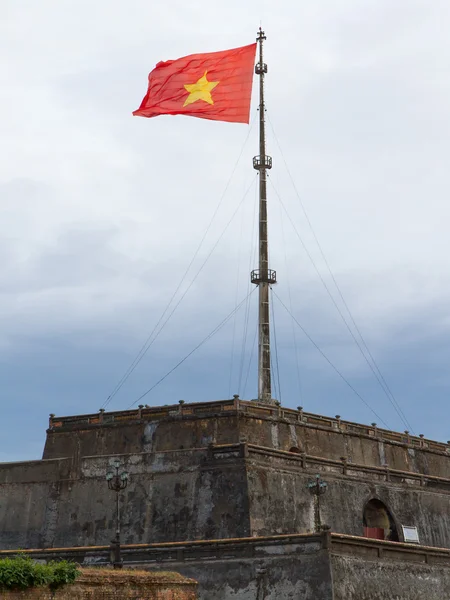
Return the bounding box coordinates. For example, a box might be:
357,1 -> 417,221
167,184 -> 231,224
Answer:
45,400 -> 450,456
1,399 -> 449,599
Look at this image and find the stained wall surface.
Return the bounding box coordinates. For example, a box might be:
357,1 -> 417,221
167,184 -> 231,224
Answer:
1,534 -> 449,600
332,553 -> 450,600
42,402 -> 450,478
149,541 -> 334,600
246,449 -> 450,547
0,400 -> 448,551
0,448 -> 251,549
140,537 -> 450,600
0,535 -> 335,600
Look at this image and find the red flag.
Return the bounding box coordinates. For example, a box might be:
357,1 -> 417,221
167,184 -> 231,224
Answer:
133,43 -> 256,124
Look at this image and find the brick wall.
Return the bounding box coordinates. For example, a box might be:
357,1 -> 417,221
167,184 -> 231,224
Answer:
1,568 -> 197,599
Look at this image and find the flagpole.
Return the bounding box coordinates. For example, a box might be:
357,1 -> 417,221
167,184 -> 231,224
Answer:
251,28 -> 276,404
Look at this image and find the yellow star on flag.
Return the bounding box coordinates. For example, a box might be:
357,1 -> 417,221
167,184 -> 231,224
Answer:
183,71 -> 219,107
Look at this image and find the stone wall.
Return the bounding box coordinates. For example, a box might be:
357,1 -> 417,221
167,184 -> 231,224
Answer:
0,534 -> 333,600
0,400 -> 448,551
331,535 -> 450,600
43,408 -> 241,461
0,442 -> 449,550
43,401 -> 450,478
236,409 -> 449,478
1,568 -> 197,599
137,535 -> 450,600
2,533 -> 449,600
246,446 -> 450,547
161,539 -> 333,600
0,447 -> 251,549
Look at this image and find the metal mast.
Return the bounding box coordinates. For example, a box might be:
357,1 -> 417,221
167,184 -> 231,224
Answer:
251,28 -> 276,404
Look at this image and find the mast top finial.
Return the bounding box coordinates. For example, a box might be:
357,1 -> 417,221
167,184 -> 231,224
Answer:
257,27 -> 266,42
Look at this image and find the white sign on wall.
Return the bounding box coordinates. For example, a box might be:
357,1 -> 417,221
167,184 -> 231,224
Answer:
402,525 -> 420,544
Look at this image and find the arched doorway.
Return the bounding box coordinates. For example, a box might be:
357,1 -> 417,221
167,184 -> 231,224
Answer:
289,446 -> 301,454
363,499 -> 399,541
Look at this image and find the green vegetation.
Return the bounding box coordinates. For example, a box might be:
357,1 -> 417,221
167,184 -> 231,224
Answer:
0,555 -> 79,590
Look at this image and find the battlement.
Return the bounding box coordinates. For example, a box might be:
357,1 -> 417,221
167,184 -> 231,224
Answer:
1,398 -> 448,555
48,398 -> 449,454
1,531 -> 449,566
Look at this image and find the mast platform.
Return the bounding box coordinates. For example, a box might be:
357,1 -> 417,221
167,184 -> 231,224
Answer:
251,269 -> 277,285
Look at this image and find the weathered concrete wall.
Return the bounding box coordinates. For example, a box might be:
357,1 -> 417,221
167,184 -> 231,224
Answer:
0,446 -> 251,549
3,534 -> 449,600
238,413 -> 450,477
43,410 -> 241,462
0,458 -> 69,548
323,478 -> 450,548
246,448 -> 450,547
2,568 -> 197,599
155,542 -> 333,600
0,443 -> 449,550
0,481 -> 57,549
333,555 -> 450,600
90,534 -> 450,600
44,401 -> 450,478
331,539 -> 450,600
144,537 -> 450,600
0,534 -> 334,600
0,401 -> 449,551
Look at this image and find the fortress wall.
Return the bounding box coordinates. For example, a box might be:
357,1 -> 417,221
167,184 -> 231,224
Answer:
51,447 -> 250,548
43,402 -> 450,477
43,412 -> 240,460
0,400 -> 448,551
0,458 -> 70,549
3,534 -> 448,600
0,440 -> 448,550
0,447 -> 251,550
48,533 -> 332,600
0,458 -> 70,483
149,541 -> 333,600
239,414 -> 450,477
331,535 -> 450,600
246,448 -> 450,548
0,481 -> 56,549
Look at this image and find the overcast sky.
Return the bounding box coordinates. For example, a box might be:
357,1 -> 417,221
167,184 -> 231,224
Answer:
1,1 -> 450,460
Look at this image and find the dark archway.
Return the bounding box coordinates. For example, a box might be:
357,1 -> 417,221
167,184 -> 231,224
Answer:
289,446 -> 301,454
363,499 -> 399,541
